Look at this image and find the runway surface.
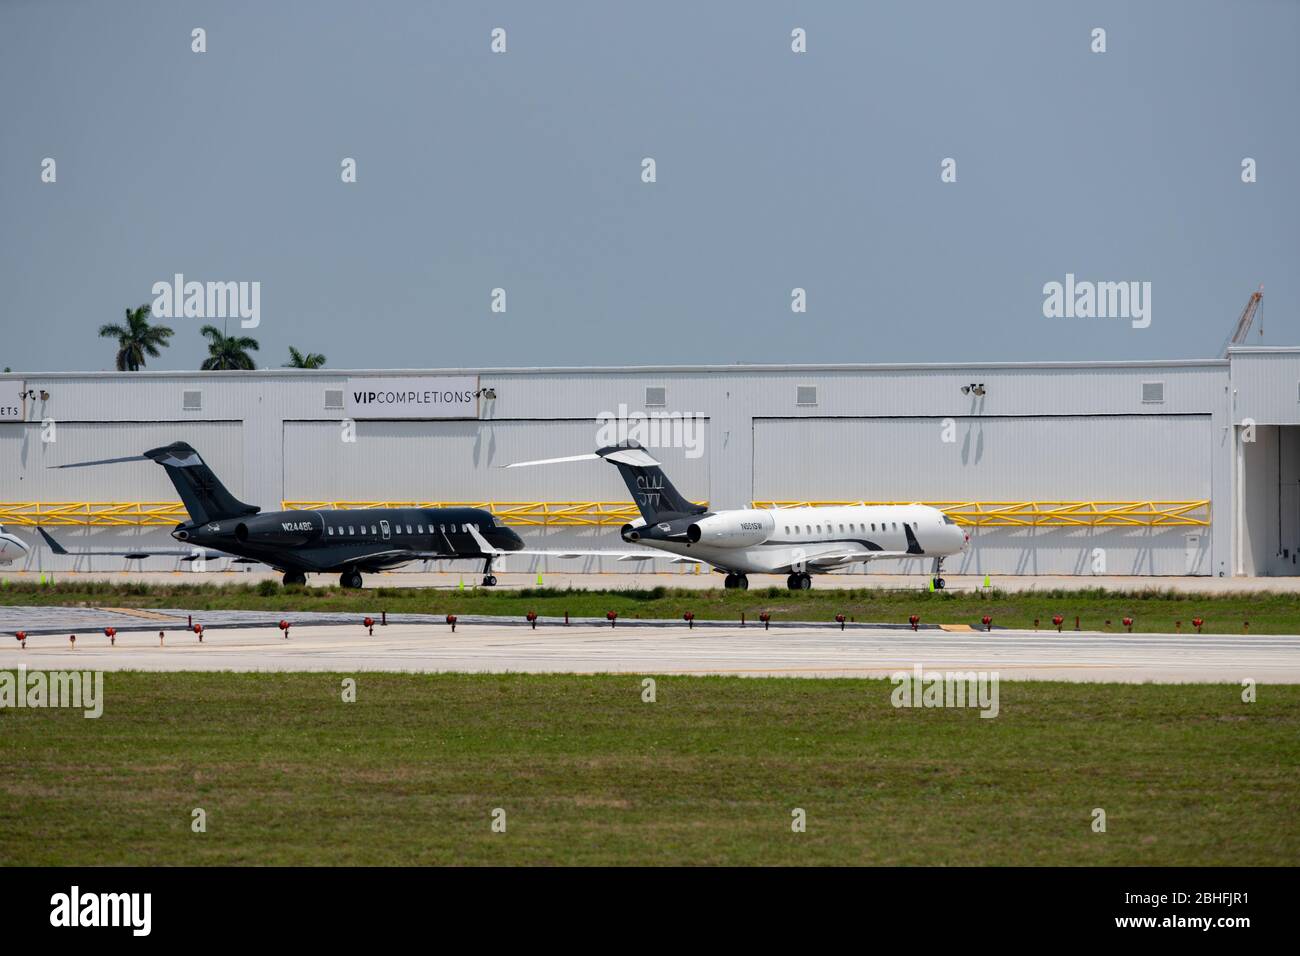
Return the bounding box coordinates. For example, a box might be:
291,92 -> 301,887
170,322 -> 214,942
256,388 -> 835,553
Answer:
4,618 -> 1298,682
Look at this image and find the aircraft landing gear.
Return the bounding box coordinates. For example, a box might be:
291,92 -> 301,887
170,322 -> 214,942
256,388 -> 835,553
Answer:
482,557 -> 497,587
787,572 -> 812,591
283,571 -> 307,587
340,570 -> 364,589
931,557 -> 946,590
723,573 -> 749,590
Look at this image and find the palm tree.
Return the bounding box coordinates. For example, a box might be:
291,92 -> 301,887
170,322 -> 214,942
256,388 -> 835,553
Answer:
284,346 -> 326,369
199,324 -> 259,370
98,305 -> 174,371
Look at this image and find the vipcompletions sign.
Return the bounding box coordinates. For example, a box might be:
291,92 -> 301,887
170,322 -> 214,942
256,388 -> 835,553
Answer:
345,376 -> 479,419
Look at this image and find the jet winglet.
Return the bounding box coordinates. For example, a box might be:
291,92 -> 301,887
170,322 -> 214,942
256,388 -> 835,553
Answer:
37,527 -> 69,555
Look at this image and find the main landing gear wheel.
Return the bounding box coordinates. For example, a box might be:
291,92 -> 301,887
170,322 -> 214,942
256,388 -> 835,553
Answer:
282,571 -> 307,587
787,573 -> 812,591
723,573 -> 749,590
482,574 -> 498,587
340,570 -> 364,589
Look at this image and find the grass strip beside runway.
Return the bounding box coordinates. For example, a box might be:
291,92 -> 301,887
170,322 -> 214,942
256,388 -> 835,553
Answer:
2,673 -> 1296,865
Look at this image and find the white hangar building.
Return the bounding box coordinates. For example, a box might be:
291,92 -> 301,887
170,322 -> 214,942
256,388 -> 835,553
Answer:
3,348 -> 1299,578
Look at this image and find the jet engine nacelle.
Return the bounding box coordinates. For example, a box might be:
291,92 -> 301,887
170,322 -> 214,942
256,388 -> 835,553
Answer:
685,510 -> 774,548
234,514 -> 319,547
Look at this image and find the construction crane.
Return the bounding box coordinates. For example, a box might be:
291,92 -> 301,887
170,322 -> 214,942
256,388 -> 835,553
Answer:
1221,285 -> 1264,356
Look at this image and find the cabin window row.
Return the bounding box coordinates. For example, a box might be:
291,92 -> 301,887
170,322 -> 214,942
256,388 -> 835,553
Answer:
782,521 -> 916,535
325,522 -> 485,536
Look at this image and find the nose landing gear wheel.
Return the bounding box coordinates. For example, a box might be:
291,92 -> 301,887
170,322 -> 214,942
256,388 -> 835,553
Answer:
932,577 -> 946,589
340,570 -> 364,589
283,571 -> 306,587
482,574 -> 497,586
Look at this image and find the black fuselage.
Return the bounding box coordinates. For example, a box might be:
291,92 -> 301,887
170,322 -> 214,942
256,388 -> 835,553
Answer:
173,506 -> 524,573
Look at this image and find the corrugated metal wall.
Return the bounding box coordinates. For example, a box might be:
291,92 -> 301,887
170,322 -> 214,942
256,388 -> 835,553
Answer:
281,418 -> 710,504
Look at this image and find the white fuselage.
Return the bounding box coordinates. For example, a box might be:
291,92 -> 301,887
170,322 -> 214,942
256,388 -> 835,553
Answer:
646,504 -> 967,575
0,525 -> 29,566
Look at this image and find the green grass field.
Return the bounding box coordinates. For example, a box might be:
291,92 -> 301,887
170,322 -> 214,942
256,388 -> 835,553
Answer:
2,578 -> 1299,633
1,673 -> 1296,865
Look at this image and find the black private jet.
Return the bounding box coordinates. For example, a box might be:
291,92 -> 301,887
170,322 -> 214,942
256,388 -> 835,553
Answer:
40,441 -> 523,587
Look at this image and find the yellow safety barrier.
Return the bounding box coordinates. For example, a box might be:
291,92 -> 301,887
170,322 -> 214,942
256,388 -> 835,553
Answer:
2,500 -> 1209,528
0,502 -> 190,527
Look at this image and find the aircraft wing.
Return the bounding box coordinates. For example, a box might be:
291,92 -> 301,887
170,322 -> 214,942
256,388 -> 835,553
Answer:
804,549 -> 915,569
458,525 -> 700,564
37,528 -> 230,562
511,549 -> 702,564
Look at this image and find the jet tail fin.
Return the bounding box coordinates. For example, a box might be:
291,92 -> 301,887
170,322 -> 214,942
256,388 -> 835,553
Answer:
142,442 -> 259,525
503,442 -> 705,523
595,443 -> 705,523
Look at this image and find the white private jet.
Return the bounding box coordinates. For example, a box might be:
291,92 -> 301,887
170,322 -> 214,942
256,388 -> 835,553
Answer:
0,523 -> 30,566
505,442 -> 969,590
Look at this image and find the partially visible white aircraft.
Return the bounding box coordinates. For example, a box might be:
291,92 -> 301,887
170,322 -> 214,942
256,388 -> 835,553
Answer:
505,442 -> 968,590
0,523 -> 30,566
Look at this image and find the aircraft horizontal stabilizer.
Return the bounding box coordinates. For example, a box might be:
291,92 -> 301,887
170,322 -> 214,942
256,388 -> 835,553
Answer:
36,527 -> 225,561
48,454 -> 152,469
501,452 -> 601,469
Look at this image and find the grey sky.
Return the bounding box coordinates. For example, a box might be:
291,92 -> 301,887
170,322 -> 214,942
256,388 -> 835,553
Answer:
1,0 -> 1295,373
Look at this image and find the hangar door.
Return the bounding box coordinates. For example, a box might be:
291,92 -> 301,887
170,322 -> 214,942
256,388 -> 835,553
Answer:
0,420 -> 246,504
752,416 -> 1211,502
752,416 -> 1212,576
1239,425 -> 1300,576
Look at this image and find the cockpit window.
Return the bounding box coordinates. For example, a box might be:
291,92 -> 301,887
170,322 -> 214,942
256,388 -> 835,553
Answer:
942,514 -> 956,525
